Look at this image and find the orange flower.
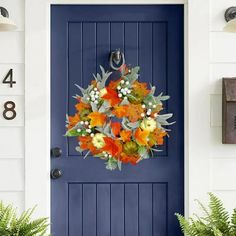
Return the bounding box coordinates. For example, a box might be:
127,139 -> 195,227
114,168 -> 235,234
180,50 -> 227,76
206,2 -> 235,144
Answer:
102,87 -> 121,106
112,105 -> 129,118
134,128 -> 150,146
75,100 -> 91,112
111,122 -> 121,136
148,128 -> 167,146
154,129 -> 167,145
107,79 -> 121,90
126,104 -> 144,122
78,136 -> 99,154
132,80 -> 150,97
120,130 -> 132,142
67,113 -> 80,129
120,152 -> 139,165
102,137 -> 122,156
88,112 -> 106,127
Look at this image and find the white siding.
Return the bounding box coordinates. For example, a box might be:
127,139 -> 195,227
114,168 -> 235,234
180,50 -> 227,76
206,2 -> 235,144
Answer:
210,0 -> 236,212
0,0 -> 25,212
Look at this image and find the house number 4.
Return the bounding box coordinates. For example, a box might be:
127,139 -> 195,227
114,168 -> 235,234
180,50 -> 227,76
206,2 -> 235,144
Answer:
3,69 -> 16,88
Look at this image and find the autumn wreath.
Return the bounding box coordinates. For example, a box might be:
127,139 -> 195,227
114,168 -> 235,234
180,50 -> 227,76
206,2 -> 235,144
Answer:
66,65 -> 173,170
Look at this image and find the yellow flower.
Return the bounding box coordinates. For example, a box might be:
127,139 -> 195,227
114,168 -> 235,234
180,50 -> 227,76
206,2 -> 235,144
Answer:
92,133 -> 106,149
140,118 -> 157,132
99,88 -> 107,97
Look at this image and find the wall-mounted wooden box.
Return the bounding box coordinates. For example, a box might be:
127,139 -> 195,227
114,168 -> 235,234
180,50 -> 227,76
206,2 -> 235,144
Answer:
222,78 -> 236,144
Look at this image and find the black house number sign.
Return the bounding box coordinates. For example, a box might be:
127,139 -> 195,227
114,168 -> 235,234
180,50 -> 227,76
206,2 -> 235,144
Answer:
2,69 -> 17,120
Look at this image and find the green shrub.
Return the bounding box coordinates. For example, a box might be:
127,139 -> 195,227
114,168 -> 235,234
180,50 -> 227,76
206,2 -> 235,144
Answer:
176,193 -> 236,236
0,201 -> 49,236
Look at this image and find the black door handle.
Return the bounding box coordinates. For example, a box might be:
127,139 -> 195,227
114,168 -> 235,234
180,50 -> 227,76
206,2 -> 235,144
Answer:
51,147 -> 62,158
51,169 -> 63,179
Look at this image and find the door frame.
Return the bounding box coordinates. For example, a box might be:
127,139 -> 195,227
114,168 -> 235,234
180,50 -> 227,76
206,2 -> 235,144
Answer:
25,0 -> 210,225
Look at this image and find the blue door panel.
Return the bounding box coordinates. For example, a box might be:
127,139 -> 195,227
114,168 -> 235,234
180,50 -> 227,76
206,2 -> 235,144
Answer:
51,5 -> 184,236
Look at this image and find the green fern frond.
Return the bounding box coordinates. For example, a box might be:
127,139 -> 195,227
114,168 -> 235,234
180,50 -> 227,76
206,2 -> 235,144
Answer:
0,201 -> 49,236
176,193 -> 236,236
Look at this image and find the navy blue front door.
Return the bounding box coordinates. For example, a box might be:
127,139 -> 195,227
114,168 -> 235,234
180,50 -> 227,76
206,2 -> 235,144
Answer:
51,5 -> 184,236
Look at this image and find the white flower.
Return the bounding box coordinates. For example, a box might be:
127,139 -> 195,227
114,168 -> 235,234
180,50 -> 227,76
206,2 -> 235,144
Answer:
77,128 -> 81,132
86,129 -> 92,133
125,81 -> 129,85
154,113 -> 158,118
118,93 -> 122,98
94,100 -> 99,104
80,121 -> 84,125
117,86 -> 121,90
148,102 -> 152,106
142,104 -> 146,108
140,118 -> 157,132
99,88 -> 107,97
95,95 -> 99,99
153,104 -> 156,108
90,91 -> 95,95
90,133 -> 95,137
122,91 -> 127,95
141,113 -> 145,117
127,90 -> 131,94
92,133 -> 106,149
121,80 -> 125,84
86,97 -> 90,101
94,87 -> 98,91
85,121 -> 89,125
89,125 -> 92,128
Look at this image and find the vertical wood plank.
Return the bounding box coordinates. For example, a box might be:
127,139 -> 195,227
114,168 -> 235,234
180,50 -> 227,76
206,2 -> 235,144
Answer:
69,184 -> 82,236
111,184 -> 124,236
96,23 -> 110,72
83,184 -> 96,236
124,22 -> 139,66
139,184 -> 152,236
153,22 -> 167,94
83,23 -> 97,88
125,184 -> 139,236
153,184 -> 167,235
110,22 -> 124,52
68,22 -> 83,156
139,22 -> 152,84
97,184 -> 111,236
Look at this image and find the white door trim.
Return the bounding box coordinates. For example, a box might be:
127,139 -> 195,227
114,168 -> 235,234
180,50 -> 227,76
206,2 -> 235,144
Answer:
25,0 -> 210,224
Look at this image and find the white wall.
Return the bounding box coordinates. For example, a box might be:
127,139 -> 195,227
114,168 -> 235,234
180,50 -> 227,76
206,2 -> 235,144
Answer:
1,0 -> 236,217
0,0 -> 25,213
209,0 -> 236,213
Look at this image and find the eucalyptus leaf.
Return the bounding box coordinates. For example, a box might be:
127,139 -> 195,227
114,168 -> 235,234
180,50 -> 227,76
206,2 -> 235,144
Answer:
91,102 -> 98,112
138,146 -> 150,159
83,151 -> 90,159
117,160 -> 122,171
105,158 -> 118,171
66,129 -> 79,137
99,101 -> 111,113
75,146 -> 83,153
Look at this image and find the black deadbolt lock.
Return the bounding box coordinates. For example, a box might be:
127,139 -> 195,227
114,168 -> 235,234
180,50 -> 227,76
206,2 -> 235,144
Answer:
51,147 -> 62,158
51,169 -> 63,179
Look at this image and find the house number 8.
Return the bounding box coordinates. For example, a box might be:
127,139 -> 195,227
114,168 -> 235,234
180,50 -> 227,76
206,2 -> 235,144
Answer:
3,101 -> 16,120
